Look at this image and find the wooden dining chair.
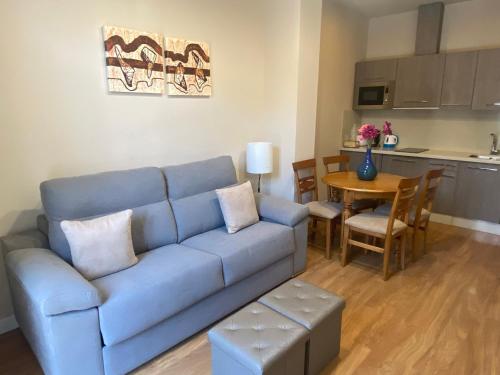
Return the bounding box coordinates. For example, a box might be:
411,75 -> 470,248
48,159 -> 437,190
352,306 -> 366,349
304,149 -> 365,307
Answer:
322,154 -> 378,212
374,168 -> 444,260
292,159 -> 342,259
322,155 -> 350,202
341,176 -> 421,280
411,169 -> 444,257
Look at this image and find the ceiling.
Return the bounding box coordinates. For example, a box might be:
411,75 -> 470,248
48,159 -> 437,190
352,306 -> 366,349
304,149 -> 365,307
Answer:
335,0 -> 472,18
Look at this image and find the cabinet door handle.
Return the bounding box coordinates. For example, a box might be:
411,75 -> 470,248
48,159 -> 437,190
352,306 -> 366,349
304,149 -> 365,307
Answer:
467,166 -> 498,172
442,174 -> 455,179
430,163 -> 457,168
440,103 -> 466,106
403,100 -> 429,104
486,102 -> 500,107
393,158 -> 415,163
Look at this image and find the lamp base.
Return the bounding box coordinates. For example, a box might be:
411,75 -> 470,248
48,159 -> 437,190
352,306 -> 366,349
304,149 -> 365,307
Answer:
258,174 -> 261,193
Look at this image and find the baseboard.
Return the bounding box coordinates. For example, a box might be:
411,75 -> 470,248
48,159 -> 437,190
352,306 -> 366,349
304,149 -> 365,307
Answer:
0,315 -> 18,334
430,213 -> 500,235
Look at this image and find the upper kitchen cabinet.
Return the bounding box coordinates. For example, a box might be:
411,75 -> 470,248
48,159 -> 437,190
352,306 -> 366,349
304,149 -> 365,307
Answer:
394,54 -> 445,108
354,59 -> 398,83
441,51 -> 478,109
472,48 -> 500,110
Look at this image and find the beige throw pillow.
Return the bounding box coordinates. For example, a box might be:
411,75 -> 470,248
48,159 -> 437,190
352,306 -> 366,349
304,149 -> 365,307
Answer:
216,181 -> 259,234
60,209 -> 138,280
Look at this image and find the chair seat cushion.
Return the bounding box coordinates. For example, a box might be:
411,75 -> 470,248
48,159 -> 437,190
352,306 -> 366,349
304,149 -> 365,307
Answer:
374,203 -> 430,225
92,244 -> 224,346
182,221 -> 295,286
305,201 -> 341,219
345,213 -> 407,235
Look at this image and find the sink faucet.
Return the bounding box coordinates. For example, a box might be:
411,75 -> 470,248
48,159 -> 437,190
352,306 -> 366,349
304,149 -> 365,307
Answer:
490,133 -> 498,155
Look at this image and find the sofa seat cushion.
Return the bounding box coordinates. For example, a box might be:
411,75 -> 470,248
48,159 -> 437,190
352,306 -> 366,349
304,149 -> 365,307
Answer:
182,221 -> 295,286
92,244 -> 224,346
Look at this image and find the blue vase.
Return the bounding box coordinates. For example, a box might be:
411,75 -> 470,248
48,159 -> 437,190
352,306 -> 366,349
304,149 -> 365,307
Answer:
357,148 -> 378,181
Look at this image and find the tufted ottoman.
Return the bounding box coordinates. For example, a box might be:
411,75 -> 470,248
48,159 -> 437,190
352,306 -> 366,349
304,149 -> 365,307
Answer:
258,279 -> 345,375
208,302 -> 309,375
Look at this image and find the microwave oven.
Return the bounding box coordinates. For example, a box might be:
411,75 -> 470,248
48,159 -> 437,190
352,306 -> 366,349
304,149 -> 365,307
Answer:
353,81 -> 395,110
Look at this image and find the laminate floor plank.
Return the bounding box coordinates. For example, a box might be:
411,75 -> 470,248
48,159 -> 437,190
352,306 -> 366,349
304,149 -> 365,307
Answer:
0,222 -> 498,374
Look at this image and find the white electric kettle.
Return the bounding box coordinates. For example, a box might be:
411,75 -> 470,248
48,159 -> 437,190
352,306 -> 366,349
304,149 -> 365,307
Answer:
383,134 -> 399,149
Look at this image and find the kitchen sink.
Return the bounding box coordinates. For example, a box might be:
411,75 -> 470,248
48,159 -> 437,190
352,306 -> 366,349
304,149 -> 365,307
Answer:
469,154 -> 500,161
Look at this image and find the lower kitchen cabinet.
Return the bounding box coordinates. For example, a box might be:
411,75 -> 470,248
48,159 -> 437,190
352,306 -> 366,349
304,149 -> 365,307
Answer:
427,160 -> 458,216
338,151 -> 500,223
340,150 -> 382,172
454,162 -> 500,223
381,155 -> 428,177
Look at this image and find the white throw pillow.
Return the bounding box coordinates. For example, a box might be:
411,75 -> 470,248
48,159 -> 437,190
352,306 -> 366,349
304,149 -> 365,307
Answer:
216,181 -> 259,234
60,209 -> 138,280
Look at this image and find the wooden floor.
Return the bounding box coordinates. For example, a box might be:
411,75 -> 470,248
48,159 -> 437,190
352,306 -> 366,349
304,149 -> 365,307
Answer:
1,222 -> 499,375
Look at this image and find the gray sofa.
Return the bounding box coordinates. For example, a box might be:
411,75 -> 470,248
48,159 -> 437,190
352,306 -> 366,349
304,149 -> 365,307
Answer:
2,156 -> 309,375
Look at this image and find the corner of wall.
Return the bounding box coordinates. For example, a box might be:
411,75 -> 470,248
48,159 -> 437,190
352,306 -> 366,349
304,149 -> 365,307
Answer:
294,0 -> 323,163
314,1 -> 369,199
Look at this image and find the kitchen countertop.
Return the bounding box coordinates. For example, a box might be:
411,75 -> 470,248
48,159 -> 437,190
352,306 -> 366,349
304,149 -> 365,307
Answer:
340,147 -> 500,165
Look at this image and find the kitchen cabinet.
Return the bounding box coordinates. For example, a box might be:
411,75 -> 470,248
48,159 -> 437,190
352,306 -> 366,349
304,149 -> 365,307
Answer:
472,48 -> 500,110
441,51 -> 478,109
394,54 -> 445,108
454,162 -> 500,222
340,150 -> 382,172
380,155 -> 428,178
426,160 -> 458,215
354,59 -> 398,83
339,151 -> 500,223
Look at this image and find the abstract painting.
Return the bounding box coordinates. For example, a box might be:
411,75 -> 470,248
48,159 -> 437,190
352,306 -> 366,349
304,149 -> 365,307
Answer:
103,26 -> 164,94
165,38 -> 212,96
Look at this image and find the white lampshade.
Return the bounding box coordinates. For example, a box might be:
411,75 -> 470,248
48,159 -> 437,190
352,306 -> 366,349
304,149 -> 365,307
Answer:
246,142 -> 273,174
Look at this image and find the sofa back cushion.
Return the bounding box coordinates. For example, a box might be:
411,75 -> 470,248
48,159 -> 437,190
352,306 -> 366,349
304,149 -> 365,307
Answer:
41,167 -> 177,263
162,156 -> 237,242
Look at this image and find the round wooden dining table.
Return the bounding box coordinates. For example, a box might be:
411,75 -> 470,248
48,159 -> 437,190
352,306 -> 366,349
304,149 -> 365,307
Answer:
321,171 -> 403,242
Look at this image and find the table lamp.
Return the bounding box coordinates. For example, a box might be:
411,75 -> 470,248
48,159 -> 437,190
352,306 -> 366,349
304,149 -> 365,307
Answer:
246,142 -> 273,193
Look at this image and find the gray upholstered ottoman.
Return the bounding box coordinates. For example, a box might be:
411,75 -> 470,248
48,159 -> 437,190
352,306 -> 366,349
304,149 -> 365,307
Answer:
259,280 -> 345,375
208,302 -> 309,375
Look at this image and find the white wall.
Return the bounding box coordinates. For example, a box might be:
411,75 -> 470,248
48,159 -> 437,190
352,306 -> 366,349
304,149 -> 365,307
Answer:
363,0 -> 500,152
295,0 -> 323,161
315,0 -> 368,199
0,0 -> 321,325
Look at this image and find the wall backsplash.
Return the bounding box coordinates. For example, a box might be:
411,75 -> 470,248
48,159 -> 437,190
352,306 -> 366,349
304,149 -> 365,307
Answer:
359,110 -> 500,153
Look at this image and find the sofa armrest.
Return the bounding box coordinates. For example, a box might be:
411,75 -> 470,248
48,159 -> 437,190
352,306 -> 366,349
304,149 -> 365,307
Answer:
255,193 -> 309,227
6,248 -> 102,316
0,228 -> 49,255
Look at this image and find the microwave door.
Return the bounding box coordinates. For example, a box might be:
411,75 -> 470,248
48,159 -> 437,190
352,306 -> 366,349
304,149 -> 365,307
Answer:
358,86 -> 385,106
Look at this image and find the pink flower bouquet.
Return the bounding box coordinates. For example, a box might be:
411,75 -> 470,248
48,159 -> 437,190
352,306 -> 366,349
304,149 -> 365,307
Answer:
357,123 -> 380,148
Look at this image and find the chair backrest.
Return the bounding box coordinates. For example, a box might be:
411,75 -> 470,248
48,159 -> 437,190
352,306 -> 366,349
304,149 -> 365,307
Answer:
322,155 -> 350,202
386,176 -> 422,233
322,155 -> 350,173
292,159 -> 318,204
414,168 -> 444,225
